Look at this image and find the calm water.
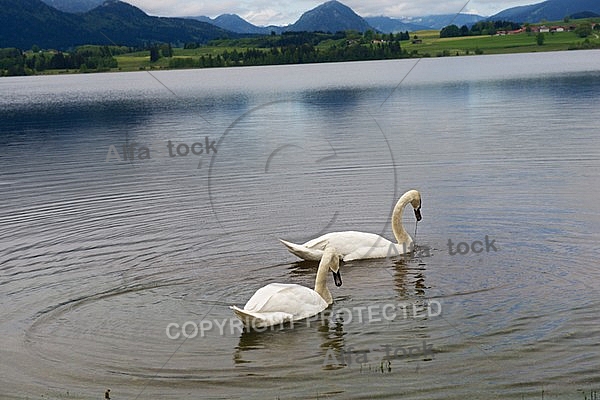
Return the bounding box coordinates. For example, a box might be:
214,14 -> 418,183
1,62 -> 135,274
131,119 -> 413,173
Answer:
1,50 -> 600,399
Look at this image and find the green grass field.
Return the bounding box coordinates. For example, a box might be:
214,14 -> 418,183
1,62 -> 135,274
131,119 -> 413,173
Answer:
404,30 -> 600,56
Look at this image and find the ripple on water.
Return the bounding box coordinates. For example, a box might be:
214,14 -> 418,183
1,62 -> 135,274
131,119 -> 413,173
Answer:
2,57 -> 600,399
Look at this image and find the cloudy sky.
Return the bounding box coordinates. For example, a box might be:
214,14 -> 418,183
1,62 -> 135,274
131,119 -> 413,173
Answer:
125,0 -> 539,25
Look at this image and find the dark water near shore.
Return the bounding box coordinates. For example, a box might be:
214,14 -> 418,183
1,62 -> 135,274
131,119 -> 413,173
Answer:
1,50 -> 600,399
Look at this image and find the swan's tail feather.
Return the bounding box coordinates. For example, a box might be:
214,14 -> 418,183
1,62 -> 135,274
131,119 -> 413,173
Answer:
279,239 -> 323,261
230,306 -> 292,328
230,306 -> 263,326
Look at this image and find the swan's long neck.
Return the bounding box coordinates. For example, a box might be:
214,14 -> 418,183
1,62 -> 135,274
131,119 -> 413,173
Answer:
391,191 -> 415,245
314,255 -> 334,304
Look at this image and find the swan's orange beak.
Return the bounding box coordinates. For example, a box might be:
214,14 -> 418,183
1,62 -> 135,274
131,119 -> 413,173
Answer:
332,270 -> 342,287
414,207 -> 422,222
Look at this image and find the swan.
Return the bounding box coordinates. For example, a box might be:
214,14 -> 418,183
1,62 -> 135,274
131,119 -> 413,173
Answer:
230,246 -> 343,328
279,189 -> 422,261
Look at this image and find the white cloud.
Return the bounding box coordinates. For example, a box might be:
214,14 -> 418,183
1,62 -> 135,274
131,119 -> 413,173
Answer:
347,0 -> 477,18
127,0 -> 242,17
239,0 -> 321,25
243,9 -> 288,26
344,0 -> 537,18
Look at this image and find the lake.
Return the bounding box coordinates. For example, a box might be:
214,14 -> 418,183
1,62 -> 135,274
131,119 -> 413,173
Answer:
1,50 -> 600,399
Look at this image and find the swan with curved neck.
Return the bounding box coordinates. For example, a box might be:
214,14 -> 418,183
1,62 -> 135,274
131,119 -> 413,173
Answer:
280,189 -> 422,261
230,246 -> 343,328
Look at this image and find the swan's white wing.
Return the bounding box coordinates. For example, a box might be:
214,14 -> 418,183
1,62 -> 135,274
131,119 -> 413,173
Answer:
241,283 -> 328,321
281,231 -> 413,261
308,231 -> 391,248
305,231 -> 399,259
242,283 -> 298,312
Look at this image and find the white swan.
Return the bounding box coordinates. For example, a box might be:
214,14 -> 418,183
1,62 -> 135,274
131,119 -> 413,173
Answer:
279,189 -> 422,261
230,247 -> 343,328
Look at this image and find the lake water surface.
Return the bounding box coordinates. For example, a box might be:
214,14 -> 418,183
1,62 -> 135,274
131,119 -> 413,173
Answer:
1,50 -> 600,399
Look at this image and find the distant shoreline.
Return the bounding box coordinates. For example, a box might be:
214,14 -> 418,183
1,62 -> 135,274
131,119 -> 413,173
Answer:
3,24 -> 600,77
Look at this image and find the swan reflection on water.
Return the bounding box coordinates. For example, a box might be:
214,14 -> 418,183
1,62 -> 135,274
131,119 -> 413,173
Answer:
289,248 -> 431,299
233,307 -> 346,367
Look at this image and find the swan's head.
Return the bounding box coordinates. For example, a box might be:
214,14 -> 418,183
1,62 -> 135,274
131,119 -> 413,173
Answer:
407,190 -> 422,222
402,189 -> 421,222
322,247 -> 343,287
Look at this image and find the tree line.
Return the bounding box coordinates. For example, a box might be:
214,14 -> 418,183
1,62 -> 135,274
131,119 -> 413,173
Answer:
169,40 -> 407,69
186,30 -> 412,50
170,30 -> 409,69
440,21 -> 522,38
441,19 -> 600,39
0,45 -> 128,76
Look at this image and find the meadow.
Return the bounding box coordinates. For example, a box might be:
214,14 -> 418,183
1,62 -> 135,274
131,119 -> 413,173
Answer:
403,29 -> 600,57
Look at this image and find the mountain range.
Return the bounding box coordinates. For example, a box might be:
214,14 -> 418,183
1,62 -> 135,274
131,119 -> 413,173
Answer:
397,14 -> 489,30
191,14 -> 285,35
193,2 -> 378,35
490,0 -> 600,22
2,0 -> 600,50
361,14 -> 490,33
38,0 -> 600,31
192,0 -> 600,34
290,1 -> 372,32
0,0 -> 234,49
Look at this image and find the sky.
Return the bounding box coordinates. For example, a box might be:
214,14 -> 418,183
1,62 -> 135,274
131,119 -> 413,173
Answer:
124,0 -> 539,26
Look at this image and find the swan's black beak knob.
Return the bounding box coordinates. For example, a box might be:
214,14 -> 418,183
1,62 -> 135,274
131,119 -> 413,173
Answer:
414,207 -> 422,222
332,270 -> 342,287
